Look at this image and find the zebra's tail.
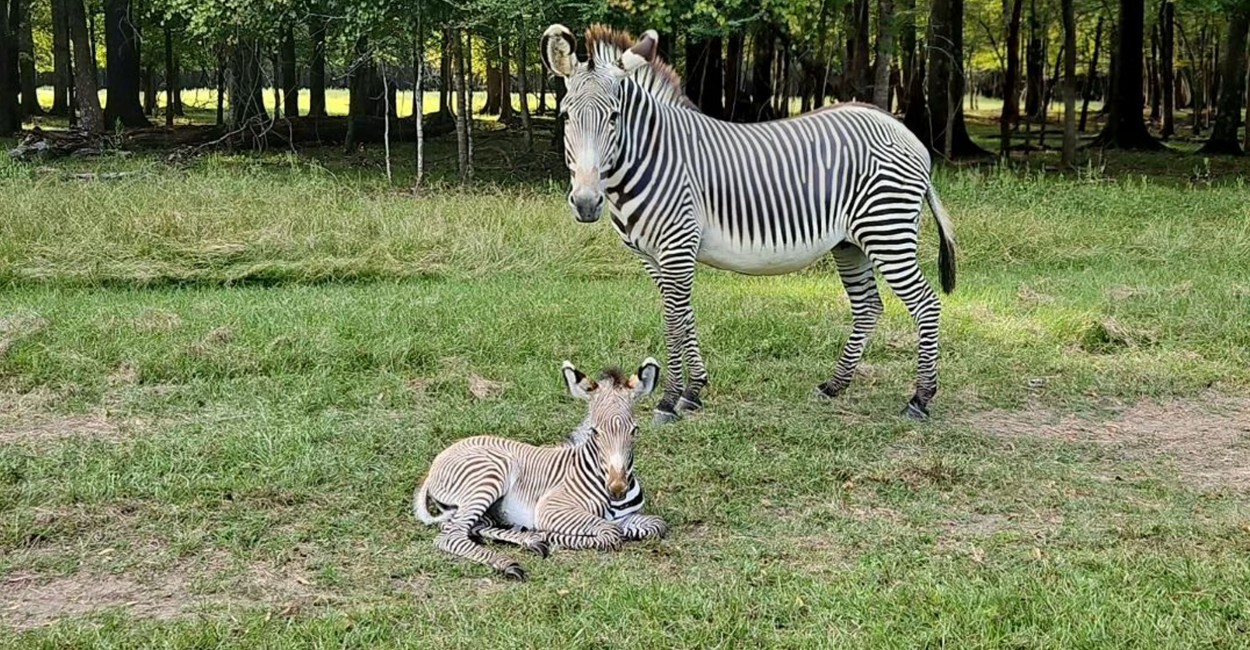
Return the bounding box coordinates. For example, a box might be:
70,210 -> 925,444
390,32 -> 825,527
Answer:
413,476 -> 452,525
925,184 -> 957,294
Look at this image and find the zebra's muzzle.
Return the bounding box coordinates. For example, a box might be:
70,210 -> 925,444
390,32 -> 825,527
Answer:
569,190 -> 605,223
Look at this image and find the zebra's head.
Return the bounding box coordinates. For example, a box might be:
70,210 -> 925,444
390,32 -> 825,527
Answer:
561,358 -> 659,498
541,24 -> 660,223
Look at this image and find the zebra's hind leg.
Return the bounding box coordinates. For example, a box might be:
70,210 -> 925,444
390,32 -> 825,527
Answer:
864,245 -> 942,420
817,243 -> 884,401
616,513 -> 669,541
471,525 -> 551,558
433,482 -> 528,580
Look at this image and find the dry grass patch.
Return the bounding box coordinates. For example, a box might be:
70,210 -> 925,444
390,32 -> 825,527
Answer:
0,313 -> 48,358
967,392 -> 1250,490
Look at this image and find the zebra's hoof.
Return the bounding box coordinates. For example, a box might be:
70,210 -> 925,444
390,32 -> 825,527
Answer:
900,400 -> 930,421
675,395 -> 703,413
652,409 -> 680,426
814,383 -> 844,400
528,539 -> 551,559
502,564 -> 527,581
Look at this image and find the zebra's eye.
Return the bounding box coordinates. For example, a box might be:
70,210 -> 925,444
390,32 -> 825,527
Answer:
609,111 -> 620,124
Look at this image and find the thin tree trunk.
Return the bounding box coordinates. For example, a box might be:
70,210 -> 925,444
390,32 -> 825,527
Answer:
811,0 -> 830,109
899,0 -> 917,113
171,54 -> 182,115
1199,8 -> 1250,154
1025,0 -> 1043,117
1062,0 -> 1077,166
281,25 -> 298,118
0,0 -> 16,134
1002,0 -> 1024,154
215,52 -> 224,125
66,0 -> 102,132
414,15 -> 424,186
1080,16 -> 1103,131
1094,0 -> 1162,148
51,0 -> 71,115
102,0 -> 149,128
440,27 -> 454,117
517,28 -> 532,149
927,0 -> 989,157
455,27 -> 471,182
537,64 -> 548,114
142,65 -> 155,115
229,37 -> 268,127
500,37 -> 513,123
1148,24 -> 1161,122
1160,1 -> 1175,138
751,24 -> 776,121
308,15 -> 327,117
873,0 -> 895,110
725,32 -> 744,119
17,0 -> 39,116
163,26 -> 174,126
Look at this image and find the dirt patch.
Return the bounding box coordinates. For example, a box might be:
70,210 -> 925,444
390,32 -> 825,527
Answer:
0,313 -> 48,358
966,392 -> 1250,490
0,554 -> 338,631
0,413 -> 123,445
131,309 -> 183,332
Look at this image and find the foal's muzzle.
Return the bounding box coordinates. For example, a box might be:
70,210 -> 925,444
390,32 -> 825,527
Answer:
569,188 -> 604,223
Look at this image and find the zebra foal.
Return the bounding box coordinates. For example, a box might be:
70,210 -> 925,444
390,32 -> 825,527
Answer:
541,25 -> 958,423
413,358 -> 668,580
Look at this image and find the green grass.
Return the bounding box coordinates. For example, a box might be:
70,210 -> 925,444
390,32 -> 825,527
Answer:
2,144 -> 1250,647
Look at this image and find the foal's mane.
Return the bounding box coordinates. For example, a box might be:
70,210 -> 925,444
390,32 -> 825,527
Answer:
584,25 -> 699,112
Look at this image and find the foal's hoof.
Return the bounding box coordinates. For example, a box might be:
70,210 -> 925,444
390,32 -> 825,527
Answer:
652,409 -> 680,426
675,395 -> 703,413
900,400 -> 930,421
814,382 -> 844,400
502,564 -> 527,581
527,539 -> 551,559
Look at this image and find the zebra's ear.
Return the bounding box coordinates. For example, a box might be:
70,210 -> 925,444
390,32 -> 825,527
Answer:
629,357 -> 660,399
620,30 -> 658,73
562,360 -> 598,400
541,25 -> 578,78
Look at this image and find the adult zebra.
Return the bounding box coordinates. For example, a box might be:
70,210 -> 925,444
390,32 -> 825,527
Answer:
541,25 -> 958,423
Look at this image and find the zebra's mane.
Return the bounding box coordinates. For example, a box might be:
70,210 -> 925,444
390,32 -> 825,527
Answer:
584,25 -> 699,112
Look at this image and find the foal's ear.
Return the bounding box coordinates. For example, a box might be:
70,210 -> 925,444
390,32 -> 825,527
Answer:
619,30 -> 659,73
541,24 -> 578,78
627,357 -> 660,399
562,361 -> 598,400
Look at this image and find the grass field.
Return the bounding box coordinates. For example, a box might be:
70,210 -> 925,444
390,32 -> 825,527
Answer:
2,133 -> 1250,647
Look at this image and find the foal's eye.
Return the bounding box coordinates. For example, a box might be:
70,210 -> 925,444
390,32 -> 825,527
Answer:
609,111 -> 621,123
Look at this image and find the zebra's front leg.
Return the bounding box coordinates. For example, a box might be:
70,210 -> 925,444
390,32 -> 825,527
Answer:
538,504 -> 624,551
649,250 -> 703,424
616,513 -> 669,541
818,243 -> 884,400
470,524 -> 551,558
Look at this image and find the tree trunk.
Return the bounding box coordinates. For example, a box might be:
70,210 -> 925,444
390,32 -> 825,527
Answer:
516,28 -> 532,151
500,37 -> 513,124
1062,0 -> 1077,166
348,36 -> 391,119
873,0 -> 895,110
308,16 -> 327,117
171,55 -> 182,116
281,25 -> 298,119
1002,0 -> 1024,154
51,0 -> 71,115
16,0 -> 39,116
1160,1 -> 1175,138
483,50 -> 501,115
725,32 -> 744,120
1080,16 -> 1103,131
751,25 -> 776,121
927,0 -> 989,158
67,0 -> 102,132
684,36 -> 724,118
1094,0 -> 1162,148
414,16 -> 424,186
812,0 -> 831,109
229,37 -> 269,127
904,34 -> 929,142
440,27 -> 454,117
843,0 -> 872,100
163,26 -> 174,126
899,0 -> 917,113
1148,25 -> 1161,122
1199,8 -> 1250,154
1024,0 -> 1043,118
0,0 -> 16,134
455,28 -> 473,182
102,0 -> 149,128
214,52 -> 224,125
142,65 -> 156,115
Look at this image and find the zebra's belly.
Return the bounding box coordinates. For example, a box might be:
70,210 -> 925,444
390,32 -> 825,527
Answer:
696,228 -> 840,275
490,491 -> 537,530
